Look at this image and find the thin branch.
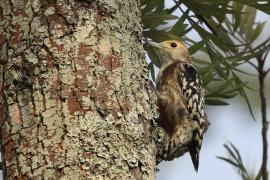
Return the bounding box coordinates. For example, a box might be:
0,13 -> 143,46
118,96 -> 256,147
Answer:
247,61 -> 259,70
262,47 -> 270,64
265,68 -> 270,75
257,55 -> 269,180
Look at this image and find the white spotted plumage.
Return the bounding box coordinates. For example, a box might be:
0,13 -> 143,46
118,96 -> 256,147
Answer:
148,39 -> 209,172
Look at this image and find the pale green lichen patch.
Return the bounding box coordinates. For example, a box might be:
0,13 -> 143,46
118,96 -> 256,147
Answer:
32,0 -> 41,13
98,38 -> 112,56
1,0 -> 157,179
73,19 -> 96,43
44,7 -> 56,17
31,17 -> 48,35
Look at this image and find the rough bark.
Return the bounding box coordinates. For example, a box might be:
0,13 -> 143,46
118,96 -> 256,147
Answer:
0,0 -> 158,179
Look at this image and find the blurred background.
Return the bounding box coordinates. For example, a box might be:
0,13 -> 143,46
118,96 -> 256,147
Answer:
142,1 -> 270,179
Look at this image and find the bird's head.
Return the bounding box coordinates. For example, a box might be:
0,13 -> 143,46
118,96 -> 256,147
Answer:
147,39 -> 191,65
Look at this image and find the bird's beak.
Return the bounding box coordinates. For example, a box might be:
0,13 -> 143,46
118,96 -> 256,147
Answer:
146,39 -> 162,49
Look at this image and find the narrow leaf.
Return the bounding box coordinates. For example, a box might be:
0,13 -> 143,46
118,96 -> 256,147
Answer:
205,99 -> 229,106
188,40 -> 205,55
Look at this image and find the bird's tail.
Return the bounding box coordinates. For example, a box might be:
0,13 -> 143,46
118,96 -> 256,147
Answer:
188,132 -> 203,172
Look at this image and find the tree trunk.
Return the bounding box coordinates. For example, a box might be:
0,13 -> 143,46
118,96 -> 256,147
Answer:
0,0 -> 157,179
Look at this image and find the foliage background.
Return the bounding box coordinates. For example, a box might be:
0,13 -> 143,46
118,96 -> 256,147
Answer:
141,0 -> 270,179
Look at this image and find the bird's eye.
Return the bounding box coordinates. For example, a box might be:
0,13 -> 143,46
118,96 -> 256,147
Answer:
171,42 -> 177,48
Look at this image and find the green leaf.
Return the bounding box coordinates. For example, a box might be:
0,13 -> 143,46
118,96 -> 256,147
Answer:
166,2 -> 181,14
198,63 -> 214,73
142,13 -> 178,29
218,142 -> 254,180
219,92 -> 238,99
217,156 -> 239,168
232,2 -> 244,32
143,30 -> 182,42
250,22 -> 265,42
193,58 -> 211,65
207,48 -> 228,79
144,44 -> 161,67
240,6 -> 257,42
205,99 -> 229,106
200,17 -> 238,53
141,0 -> 164,14
223,143 -> 242,166
220,83 -> 248,97
182,0 -> 235,18
170,9 -> 190,36
148,62 -> 156,82
142,14 -> 178,20
188,40 -> 205,55
227,38 -> 270,64
233,73 -> 256,121
206,78 -> 235,97
236,0 -> 270,15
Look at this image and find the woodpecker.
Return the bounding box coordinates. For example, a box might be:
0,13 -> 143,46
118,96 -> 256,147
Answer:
148,39 -> 209,171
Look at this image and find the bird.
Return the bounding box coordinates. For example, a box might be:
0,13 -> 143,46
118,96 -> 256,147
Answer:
147,39 -> 209,171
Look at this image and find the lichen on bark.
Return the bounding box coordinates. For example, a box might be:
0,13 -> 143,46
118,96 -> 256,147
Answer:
0,0 -> 158,179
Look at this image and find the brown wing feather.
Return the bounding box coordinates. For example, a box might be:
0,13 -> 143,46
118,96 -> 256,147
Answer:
156,62 -> 187,136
